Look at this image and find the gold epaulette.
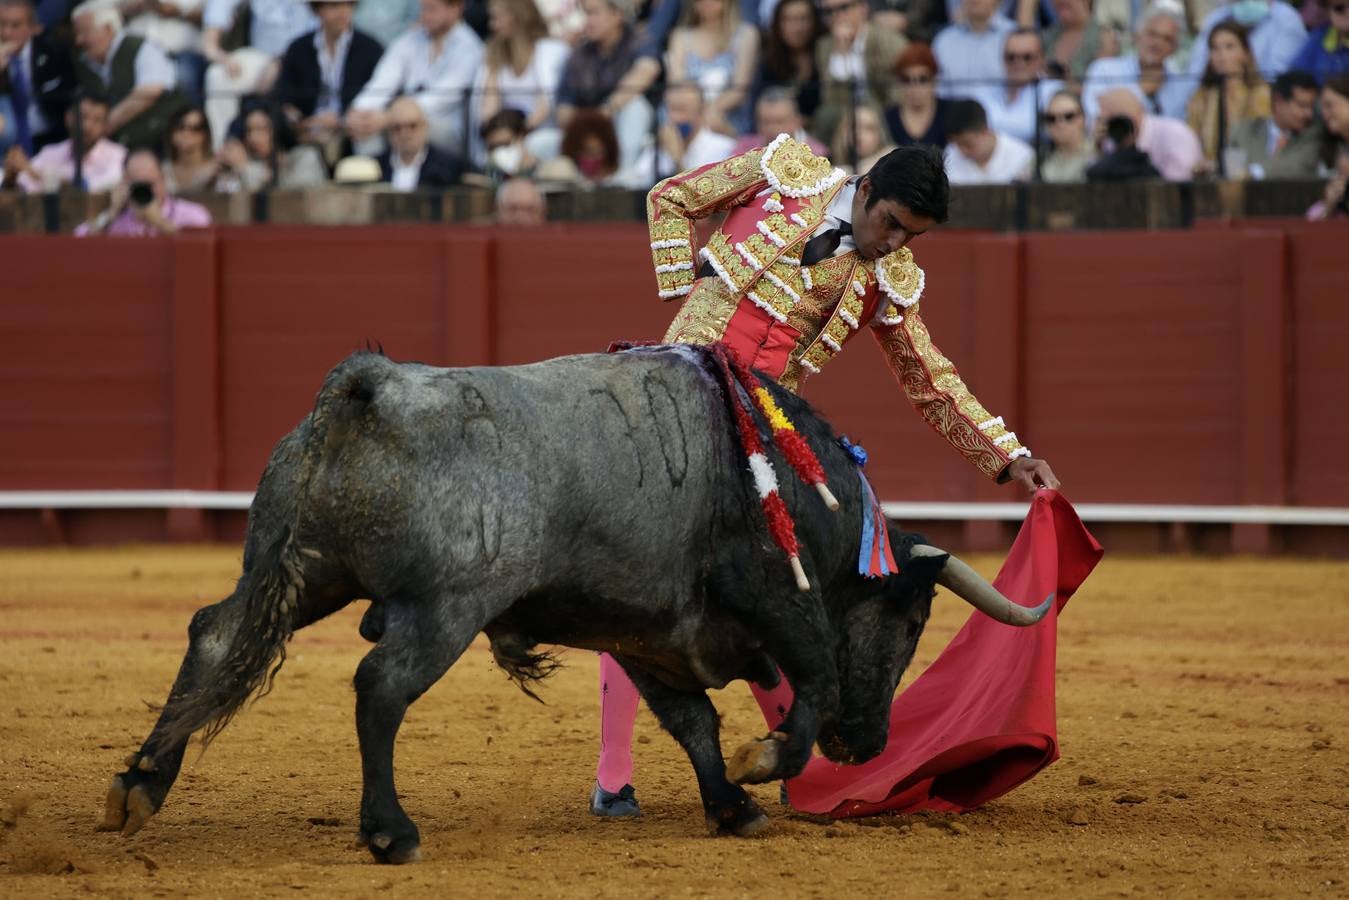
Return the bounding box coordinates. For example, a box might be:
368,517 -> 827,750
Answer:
874,247 -> 925,326
759,134 -> 846,199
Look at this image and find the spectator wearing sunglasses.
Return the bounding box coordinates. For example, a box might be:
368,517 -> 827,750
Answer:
810,0 -> 907,145
1040,88 -> 1094,180
932,0 -> 1014,99
882,41 -> 953,148
162,104 -> 221,192
973,28 -> 1062,144
1288,0 -> 1349,84
374,95 -> 462,189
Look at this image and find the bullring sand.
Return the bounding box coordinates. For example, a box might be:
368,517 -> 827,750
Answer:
1,547 -> 1345,898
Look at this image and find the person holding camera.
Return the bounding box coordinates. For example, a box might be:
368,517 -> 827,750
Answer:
1085,110 -> 1162,180
1093,86 -> 1201,180
75,146 -> 212,234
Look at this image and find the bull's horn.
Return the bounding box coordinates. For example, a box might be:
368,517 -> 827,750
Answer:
911,545 -> 1054,627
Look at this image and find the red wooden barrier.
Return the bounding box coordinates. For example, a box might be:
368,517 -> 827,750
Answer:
1,220 -> 1346,550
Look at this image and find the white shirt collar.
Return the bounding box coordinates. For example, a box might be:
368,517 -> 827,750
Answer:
393,146 -> 428,170
314,27 -> 353,58
816,177 -> 858,257
825,177 -> 858,226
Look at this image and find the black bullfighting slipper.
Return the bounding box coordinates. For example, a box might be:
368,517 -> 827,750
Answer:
590,783 -> 641,818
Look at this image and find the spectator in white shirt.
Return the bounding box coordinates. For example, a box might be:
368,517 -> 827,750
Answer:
346,0 -> 484,157
974,28 -> 1063,145
3,92 -> 128,191
478,0 -> 568,131
116,0 -> 207,102
201,0 -> 318,149
471,0 -> 569,166
1081,4 -> 1193,124
73,1 -> 185,148
943,96 -> 1034,182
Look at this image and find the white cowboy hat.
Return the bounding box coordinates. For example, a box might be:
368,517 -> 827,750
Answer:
333,155 -> 383,185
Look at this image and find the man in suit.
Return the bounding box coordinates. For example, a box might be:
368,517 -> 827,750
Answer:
1229,69 -> 1324,179
0,0 -> 77,153
375,95 -> 461,189
276,0 -> 382,149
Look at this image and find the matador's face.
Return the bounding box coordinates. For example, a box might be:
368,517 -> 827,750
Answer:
850,178 -> 933,261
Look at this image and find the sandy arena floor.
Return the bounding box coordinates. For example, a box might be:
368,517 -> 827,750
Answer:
0,546 -> 1346,898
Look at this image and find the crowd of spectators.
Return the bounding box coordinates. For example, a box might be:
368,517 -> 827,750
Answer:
2,0 -> 1348,220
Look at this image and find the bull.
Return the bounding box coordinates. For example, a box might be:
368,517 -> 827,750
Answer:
97,347 -> 1050,864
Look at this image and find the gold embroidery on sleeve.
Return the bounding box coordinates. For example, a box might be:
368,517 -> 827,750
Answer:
872,303 -> 1025,479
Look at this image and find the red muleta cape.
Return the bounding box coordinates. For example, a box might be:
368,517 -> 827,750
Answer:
786,489 -> 1104,817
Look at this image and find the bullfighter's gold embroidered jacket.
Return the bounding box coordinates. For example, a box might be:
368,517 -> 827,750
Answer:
646,133 -> 1029,479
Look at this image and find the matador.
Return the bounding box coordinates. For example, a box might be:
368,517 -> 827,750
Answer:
590,135 -> 1061,817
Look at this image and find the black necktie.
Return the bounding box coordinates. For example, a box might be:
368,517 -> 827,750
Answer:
801,221 -> 852,266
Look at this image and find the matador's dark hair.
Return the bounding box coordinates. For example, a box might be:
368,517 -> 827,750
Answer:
863,144 -> 950,224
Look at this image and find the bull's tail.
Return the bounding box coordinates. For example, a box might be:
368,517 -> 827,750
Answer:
150,526 -> 307,753
150,353 -> 386,753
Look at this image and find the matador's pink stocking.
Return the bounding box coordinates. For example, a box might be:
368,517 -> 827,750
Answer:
595,653 -> 641,793
750,678 -> 795,731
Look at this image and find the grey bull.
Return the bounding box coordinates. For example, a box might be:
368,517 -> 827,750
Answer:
97,347 -> 1051,863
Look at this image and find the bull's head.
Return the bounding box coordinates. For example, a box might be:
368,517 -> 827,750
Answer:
817,533 -> 1054,766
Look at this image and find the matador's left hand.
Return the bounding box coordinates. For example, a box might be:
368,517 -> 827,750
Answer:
1007,457 -> 1060,493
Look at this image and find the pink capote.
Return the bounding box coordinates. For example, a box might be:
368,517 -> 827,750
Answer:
784,489 -> 1103,817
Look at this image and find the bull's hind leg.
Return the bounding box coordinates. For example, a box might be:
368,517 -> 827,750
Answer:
98,551 -> 354,838
97,598 -> 242,836
618,661 -> 770,837
353,600 -> 478,864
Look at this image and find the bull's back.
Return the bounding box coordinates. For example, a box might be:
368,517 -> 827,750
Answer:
310,350 -> 736,597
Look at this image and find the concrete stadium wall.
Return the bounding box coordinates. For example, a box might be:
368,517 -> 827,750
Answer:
2,220 -> 1347,553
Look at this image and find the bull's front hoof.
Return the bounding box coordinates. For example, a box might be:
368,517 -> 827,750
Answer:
705,799 -> 771,837
726,732 -> 787,784
96,759 -> 165,837
360,822 -> 422,864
